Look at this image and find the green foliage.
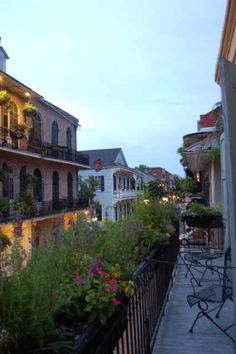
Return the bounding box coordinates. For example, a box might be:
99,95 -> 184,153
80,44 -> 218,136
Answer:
185,202 -> 222,216
129,199 -> 178,255
0,198 -> 9,213
146,180 -> 166,198
174,176 -> 199,195
0,90 -> 10,106
0,168 -> 8,182
177,141 -> 191,155
0,201 -> 177,352
9,123 -> 27,139
23,173 -> 38,188
78,176 -> 98,204
207,147 -> 220,162
23,102 -> 37,117
13,194 -> 37,216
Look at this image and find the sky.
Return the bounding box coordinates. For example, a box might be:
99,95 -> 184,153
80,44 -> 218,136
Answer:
1,0 -> 227,176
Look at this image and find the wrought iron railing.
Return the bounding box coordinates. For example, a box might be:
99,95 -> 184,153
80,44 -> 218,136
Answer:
0,198 -> 88,223
0,130 -> 89,166
72,230 -> 180,354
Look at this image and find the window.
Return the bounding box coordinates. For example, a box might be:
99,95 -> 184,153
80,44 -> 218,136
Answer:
52,171 -> 59,208
131,178 -> 136,190
66,127 -> 72,149
113,175 -> 117,191
29,113 -> 41,146
95,176 -> 104,191
20,166 -> 27,196
51,121 -> 59,146
127,178 -> 130,190
9,102 -> 18,129
33,169 -> 43,201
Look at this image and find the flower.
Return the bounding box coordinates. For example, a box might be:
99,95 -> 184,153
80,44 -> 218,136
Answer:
112,298 -> 121,305
73,273 -> 83,285
113,272 -> 121,279
97,269 -> 109,278
107,279 -> 118,285
109,286 -> 117,292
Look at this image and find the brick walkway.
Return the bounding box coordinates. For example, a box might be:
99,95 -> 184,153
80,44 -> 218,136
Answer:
152,254 -> 235,354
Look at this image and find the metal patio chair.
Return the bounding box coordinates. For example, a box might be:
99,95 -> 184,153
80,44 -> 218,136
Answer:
183,249 -> 224,286
186,248 -> 234,342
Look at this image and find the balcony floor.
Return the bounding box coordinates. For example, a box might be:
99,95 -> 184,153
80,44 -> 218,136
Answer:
152,252 -> 235,354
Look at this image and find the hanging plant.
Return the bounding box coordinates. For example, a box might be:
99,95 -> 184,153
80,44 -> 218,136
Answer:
0,90 -> 10,107
23,102 -> 37,118
207,147 -> 220,162
9,123 -> 27,139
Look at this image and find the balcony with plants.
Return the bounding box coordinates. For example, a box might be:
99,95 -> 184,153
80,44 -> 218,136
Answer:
0,197 -> 179,353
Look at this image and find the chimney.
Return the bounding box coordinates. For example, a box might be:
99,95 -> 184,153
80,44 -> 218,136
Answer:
0,37 -> 10,72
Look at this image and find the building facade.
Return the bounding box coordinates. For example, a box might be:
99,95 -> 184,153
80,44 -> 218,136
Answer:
0,43 -> 89,252
79,148 -> 144,222
215,0 -> 236,341
181,104 -> 222,207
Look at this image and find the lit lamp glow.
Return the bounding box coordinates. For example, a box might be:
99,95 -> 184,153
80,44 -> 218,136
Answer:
196,172 -> 200,182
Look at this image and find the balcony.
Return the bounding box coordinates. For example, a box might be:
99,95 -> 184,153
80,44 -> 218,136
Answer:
113,188 -> 143,200
0,129 -> 89,166
0,198 -> 88,223
152,254 -> 234,354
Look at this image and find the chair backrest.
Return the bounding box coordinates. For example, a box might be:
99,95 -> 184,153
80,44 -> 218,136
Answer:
223,247 -> 232,300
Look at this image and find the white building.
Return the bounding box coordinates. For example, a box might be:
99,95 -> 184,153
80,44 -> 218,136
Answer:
79,148 -> 144,222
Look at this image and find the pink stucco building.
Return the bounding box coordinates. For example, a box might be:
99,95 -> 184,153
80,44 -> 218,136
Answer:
0,42 -> 89,251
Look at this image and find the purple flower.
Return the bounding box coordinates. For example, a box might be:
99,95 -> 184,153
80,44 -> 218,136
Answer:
90,258 -> 102,276
89,208 -> 96,218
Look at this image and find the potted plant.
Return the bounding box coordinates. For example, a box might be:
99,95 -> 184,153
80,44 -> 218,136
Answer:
181,201 -> 223,228
23,102 -> 37,118
13,194 -> 38,216
0,168 -> 8,182
0,198 -> 9,214
9,123 -> 27,139
0,90 -> 10,106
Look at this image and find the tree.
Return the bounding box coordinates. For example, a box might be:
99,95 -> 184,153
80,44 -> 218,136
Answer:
78,176 -> 98,205
146,180 -> 166,198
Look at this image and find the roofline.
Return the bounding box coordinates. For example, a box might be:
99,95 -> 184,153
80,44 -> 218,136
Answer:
0,70 -> 80,125
41,99 -> 80,126
0,47 -> 9,59
80,148 -> 122,154
0,70 -> 42,99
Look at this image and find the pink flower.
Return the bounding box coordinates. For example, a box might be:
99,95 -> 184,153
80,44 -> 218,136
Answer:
98,269 -> 109,278
109,286 -> 118,292
107,279 -> 118,285
112,298 -> 122,305
73,273 -> 83,285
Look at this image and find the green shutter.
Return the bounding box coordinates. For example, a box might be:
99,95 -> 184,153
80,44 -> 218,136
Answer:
101,176 -> 104,191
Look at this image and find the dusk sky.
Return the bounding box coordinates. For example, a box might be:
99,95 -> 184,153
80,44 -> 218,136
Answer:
1,0 -> 227,176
